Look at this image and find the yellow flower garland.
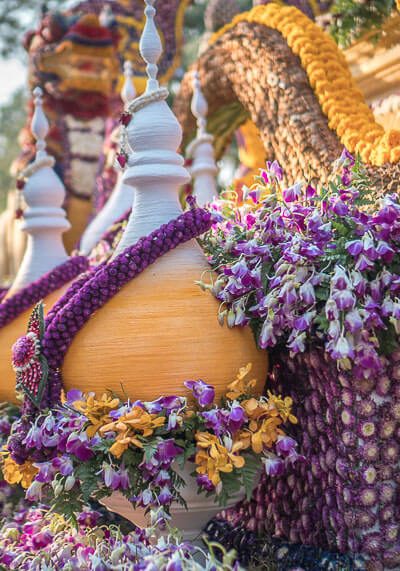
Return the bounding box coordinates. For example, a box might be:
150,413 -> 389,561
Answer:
211,4 -> 400,166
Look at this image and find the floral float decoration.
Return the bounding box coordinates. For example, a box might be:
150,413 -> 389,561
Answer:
3,361 -> 300,532
199,152 -> 400,565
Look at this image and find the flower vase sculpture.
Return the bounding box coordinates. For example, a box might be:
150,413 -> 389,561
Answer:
0,88 -> 87,403
61,0 -> 267,403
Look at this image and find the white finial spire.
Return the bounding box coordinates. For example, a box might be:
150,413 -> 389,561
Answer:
31,87 -> 49,161
121,61 -> 136,106
140,0 -> 162,94
99,4 -> 114,27
80,63 -> 136,256
7,87 -> 70,296
112,0 -> 189,258
186,71 -> 218,206
191,71 -> 208,137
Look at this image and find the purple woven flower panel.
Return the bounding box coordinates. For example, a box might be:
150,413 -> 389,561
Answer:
233,348 -> 400,569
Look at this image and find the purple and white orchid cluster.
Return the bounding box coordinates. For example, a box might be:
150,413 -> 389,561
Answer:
0,504 -> 242,570
201,151 -> 400,379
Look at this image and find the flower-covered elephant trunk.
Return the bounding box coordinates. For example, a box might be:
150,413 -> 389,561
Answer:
174,4 -> 400,192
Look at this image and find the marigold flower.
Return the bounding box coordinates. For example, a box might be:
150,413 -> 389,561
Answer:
210,4 -> 400,167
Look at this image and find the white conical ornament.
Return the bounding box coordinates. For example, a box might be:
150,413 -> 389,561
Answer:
112,0 -> 190,257
186,70 -> 218,205
99,3 -> 114,27
80,61 -> 136,255
8,87 -> 70,296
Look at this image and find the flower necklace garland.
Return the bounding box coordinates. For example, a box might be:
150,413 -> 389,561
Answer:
3,365 -> 300,527
0,255 -> 88,329
199,152 -> 400,380
211,4 -> 400,165
7,205 -> 213,463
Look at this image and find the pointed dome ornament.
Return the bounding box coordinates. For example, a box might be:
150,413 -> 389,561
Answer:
7,87 -> 70,297
79,61 -> 136,256
62,0 -> 267,407
186,71 -> 218,205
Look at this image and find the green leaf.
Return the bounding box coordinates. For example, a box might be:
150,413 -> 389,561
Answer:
219,470 -> 243,506
241,453 -> 262,500
143,440 -> 158,463
377,321 -> 399,356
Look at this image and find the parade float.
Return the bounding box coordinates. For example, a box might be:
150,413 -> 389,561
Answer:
0,0 -> 400,570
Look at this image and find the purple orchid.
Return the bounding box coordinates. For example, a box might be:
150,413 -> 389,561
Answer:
155,439 -> 183,467
184,380 -> 215,407
196,473 -> 215,491
276,435 -> 297,456
282,182 -> 302,203
263,454 -> 285,476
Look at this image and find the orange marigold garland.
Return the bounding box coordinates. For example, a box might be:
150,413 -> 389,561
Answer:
211,4 -> 400,166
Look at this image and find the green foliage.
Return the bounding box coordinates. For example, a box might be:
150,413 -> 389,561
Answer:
330,0 -> 396,47
241,453 -> 261,500
219,470 -> 242,505
0,0 -> 65,58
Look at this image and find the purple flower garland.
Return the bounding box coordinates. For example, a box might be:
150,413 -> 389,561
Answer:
8,207 -> 212,463
0,256 -> 89,329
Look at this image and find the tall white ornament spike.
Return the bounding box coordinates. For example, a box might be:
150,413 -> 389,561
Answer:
140,0 -> 162,93
99,4 -> 114,27
186,71 -> 218,206
191,71 -> 208,136
112,0 -> 189,258
80,63 -> 136,255
31,87 -> 49,160
7,87 -> 70,296
121,61 -> 136,106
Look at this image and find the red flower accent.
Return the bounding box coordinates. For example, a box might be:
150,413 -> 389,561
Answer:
119,112 -> 132,127
11,303 -> 48,407
116,153 -> 127,168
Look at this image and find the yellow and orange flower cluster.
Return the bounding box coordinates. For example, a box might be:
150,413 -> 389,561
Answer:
238,392 -> 297,454
195,432 -> 245,486
226,362 -> 257,400
99,406 -> 165,458
211,4 -> 400,165
2,453 -> 38,489
72,393 -> 121,437
195,364 -> 297,485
